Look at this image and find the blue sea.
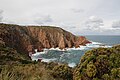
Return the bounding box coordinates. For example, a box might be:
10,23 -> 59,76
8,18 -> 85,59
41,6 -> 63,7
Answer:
86,35 -> 120,46
31,35 -> 120,67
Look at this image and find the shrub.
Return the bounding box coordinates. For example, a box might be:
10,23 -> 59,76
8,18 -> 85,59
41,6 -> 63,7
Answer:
86,62 -> 97,77
52,64 -> 73,80
102,74 -> 110,80
73,45 -> 120,80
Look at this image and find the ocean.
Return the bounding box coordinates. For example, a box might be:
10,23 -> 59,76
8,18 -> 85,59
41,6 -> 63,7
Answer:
31,35 -> 120,67
86,35 -> 120,46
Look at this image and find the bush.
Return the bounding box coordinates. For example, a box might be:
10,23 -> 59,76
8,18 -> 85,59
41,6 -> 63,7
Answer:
52,64 -> 73,80
86,62 -> 97,77
73,45 -> 120,80
102,74 -> 110,80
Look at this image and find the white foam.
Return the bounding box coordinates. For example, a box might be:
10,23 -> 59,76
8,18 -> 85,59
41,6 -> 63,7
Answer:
48,47 -> 67,51
68,63 -> 76,67
31,57 -> 38,61
91,41 -> 102,45
41,58 -> 57,62
86,41 -> 112,48
30,41 -> 112,63
86,43 -> 100,48
102,45 -> 112,48
66,47 -> 86,51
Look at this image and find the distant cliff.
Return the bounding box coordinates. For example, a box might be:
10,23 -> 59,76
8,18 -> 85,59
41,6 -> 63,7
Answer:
0,23 -> 90,54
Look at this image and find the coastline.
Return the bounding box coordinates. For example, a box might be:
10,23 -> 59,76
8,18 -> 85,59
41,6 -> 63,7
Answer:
30,41 -> 112,67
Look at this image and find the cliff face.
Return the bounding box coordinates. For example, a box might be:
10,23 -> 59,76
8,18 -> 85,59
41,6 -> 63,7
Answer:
0,23 -> 90,54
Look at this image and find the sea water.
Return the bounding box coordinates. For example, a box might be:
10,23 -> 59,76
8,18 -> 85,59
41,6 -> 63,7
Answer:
86,35 -> 120,46
31,35 -> 120,67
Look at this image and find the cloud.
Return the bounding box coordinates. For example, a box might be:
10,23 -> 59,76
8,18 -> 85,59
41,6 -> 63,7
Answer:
78,16 -> 120,35
112,20 -> 120,28
0,0 -> 120,35
83,16 -> 104,31
59,22 -> 76,30
0,10 -> 3,22
71,8 -> 84,13
34,15 -> 53,25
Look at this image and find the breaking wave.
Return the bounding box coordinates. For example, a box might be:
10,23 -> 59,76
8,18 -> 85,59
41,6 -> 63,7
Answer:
30,41 -> 112,67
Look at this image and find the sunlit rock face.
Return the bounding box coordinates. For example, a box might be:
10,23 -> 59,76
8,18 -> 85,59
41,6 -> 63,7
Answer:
0,23 -> 90,54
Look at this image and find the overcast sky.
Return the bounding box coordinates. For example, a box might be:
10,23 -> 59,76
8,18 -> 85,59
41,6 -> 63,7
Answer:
0,0 -> 120,35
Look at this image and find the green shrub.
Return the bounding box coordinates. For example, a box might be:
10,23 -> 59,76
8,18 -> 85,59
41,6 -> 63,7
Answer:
102,74 -> 110,80
86,62 -> 97,77
52,64 -> 73,80
73,45 -> 120,80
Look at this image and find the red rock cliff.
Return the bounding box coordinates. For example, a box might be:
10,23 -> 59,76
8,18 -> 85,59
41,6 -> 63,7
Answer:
0,23 -> 90,54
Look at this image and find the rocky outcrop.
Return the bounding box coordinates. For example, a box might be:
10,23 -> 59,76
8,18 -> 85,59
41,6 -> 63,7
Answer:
0,23 -> 90,54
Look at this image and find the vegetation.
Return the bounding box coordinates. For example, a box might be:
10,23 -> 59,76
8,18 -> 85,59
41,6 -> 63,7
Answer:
51,64 -> 73,80
0,37 -> 120,80
73,45 -> 120,80
0,46 -> 32,65
0,45 -> 72,80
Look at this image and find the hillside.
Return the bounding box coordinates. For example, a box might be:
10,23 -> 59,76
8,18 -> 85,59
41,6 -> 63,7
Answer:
0,23 -> 90,55
0,36 -> 120,80
0,43 -> 73,80
73,45 -> 120,80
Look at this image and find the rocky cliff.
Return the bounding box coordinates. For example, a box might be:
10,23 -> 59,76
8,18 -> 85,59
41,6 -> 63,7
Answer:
0,23 -> 90,54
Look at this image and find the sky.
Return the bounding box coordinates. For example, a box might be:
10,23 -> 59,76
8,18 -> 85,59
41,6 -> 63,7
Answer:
0,0 -> 120,35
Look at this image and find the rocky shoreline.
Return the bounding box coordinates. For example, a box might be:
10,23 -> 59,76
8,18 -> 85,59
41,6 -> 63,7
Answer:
0,23 -> 90,56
